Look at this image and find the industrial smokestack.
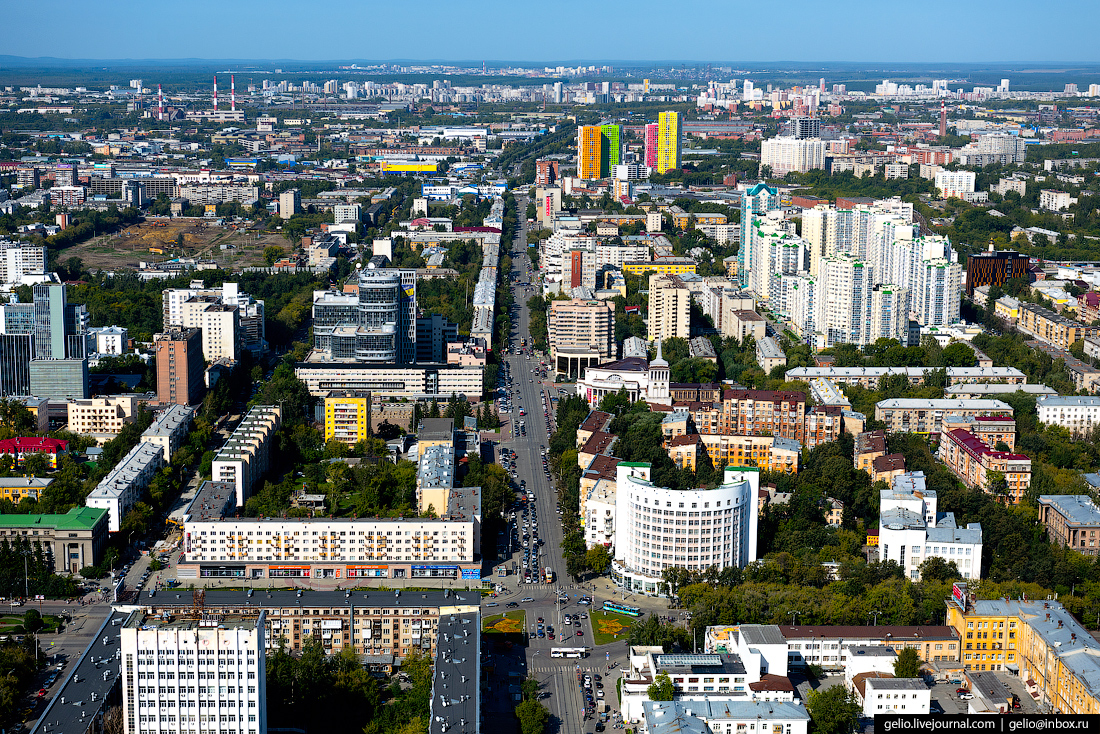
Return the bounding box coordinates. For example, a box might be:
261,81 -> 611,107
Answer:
214,75 -> 218,111
939,100 -> 946,138
158,84 -> 163,120
231,75 -> 236,112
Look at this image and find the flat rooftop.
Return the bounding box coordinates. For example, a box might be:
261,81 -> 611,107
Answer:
124,612 -> 261,631
419,418 -> 455,443
147,587 -> 481,609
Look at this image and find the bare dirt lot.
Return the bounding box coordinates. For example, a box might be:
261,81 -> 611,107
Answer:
64,218 -> 292,271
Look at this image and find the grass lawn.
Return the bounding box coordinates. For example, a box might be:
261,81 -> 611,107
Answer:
590,609 -> 635,646
482,610 -> 526,635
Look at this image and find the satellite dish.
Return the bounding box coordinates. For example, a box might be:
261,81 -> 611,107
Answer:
356,262 -> 362,269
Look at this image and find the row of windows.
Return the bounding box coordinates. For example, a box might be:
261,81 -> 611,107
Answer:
197,530 -> 466,536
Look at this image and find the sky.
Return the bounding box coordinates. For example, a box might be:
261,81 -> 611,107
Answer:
2,0 -> 1099,64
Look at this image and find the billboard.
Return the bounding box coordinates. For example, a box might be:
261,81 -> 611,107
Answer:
952,582 -> 967,607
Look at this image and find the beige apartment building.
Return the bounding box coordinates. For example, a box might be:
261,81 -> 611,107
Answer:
1017,302 -> 1097,351
67,395 -> 145,442
647,274 -> 691,342
547,298 -> 615,377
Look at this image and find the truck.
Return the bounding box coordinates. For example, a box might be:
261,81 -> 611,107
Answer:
497,566 -> 508,578
544,567 -> 554,583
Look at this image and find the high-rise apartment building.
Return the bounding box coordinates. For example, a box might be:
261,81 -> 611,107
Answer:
535,159 -> 560,186
121,610 -> 267,734
155,328 -> 205,406
738,183 -> 780,284
870,284 -> 910,343
787,117 -> 821,139
656,112 -> 682,173
600,124 -> 622,176
647,274 -> 692,342
547,298 -> 615,377
746,215 -> 806,305
578,125 -> 602,180
817,254 -> 874,347
278,188 -> 300,218
760,136 -> 827,176
644,123 -> 658,169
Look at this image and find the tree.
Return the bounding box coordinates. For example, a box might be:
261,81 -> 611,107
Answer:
647,673 -> 675,701
919,556 -> 961,583
805,686 -> 861,734
263,246 -> 285,265
515,699 -> 550,734
22,610 -> 43,634
374,420 -> 402,440
893,647 -> 922,679
941,342 -> 976,368
586,545 -> 611,574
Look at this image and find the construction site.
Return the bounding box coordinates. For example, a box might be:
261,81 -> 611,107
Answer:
65,217 -> 290,271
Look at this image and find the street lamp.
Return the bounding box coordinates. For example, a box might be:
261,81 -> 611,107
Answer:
788,610 -> 802,626
870,610 -> 883,626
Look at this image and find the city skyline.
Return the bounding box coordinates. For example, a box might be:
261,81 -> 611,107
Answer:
1,0 -> 1099,64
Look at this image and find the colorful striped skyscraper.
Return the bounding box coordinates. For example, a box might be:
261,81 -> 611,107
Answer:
656,111 -> 682,173
644,123 -> 658,169
600,124 -> 621,176
578,125 -> 602,180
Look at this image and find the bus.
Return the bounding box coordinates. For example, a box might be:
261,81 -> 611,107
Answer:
544,567 -> 554,583
603,601 -> 642,617
551,647 -> 588,659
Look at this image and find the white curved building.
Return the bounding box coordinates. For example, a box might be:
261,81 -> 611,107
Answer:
612,461 -> 759,595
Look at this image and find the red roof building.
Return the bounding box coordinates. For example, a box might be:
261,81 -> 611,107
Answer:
0,437 -> 70,469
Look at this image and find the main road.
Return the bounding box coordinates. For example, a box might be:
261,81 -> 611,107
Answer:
482,194 -> 617,734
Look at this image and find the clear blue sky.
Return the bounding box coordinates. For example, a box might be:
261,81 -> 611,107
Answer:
2,0 -> 1098,63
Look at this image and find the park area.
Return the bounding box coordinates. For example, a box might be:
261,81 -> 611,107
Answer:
62,217 -> 286,271
0,610 -> 62,636
590,610 -> 635,645
482,610 -> 526,635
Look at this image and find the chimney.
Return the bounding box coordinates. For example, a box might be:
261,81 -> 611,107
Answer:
214,75 -> 218,111
231,74 -> 236,112
1058,620 -> 1063,629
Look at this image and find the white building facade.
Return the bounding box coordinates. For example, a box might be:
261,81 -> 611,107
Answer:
612,463 -> 759,595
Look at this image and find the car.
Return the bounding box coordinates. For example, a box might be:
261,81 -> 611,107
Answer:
37,688 -> 46,697
595,724 -> 605,732
486,602 -> 499,607
521,597 -> 534,603
956,688 -> 969,695
576,630 -> 584,636
959,693 -> 973,700
537,617 -> 544,623
506,602 -> 519,608
597,690 -> 604,698
596,682 -> 603,689
594,674 -> 602,681
537,631 -> 545,638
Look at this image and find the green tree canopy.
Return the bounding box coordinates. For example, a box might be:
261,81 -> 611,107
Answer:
893,647 -> 922,679
647,673 -> 675,701
806,685 -> 861,734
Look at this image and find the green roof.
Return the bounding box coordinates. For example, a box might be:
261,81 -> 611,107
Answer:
619,462 -> 651,468
0,507 -> 108,531
724,466 -> 761,473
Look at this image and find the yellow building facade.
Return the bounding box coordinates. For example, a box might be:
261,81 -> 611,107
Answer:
621,259 -> 697,277
657,111 -> 682,174
947,587 -> 1100,715
324,391 -> 371,445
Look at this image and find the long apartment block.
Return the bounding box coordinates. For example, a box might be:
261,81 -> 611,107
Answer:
211,405 -> 282,507
148,587 -> 480,660
178,480 -> 481,582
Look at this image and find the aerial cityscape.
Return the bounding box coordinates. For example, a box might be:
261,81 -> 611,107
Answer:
2,4 -> 1100,734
